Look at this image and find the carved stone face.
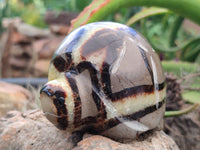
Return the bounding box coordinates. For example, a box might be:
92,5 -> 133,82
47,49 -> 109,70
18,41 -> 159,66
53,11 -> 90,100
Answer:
40,22 -> 166,140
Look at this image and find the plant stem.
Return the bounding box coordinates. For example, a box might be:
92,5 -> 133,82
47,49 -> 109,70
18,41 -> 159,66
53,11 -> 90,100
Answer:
164,103 -> 199,117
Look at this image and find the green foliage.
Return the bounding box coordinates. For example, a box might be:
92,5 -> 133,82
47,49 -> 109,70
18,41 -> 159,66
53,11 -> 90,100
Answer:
76,0 -> 93,11
162,61 -> 199,77
1,0 -> 92,28
183,91 -> 200,104
42,0 -> 92,12
0,0 -> 8,34
1,0 -> 47,28
137,13 -> 200,62
69,0 -> 200,63
126,7 -> 171,26
69,0 -> 200,30
21,7 -> 47,28
125,8 -> 200,62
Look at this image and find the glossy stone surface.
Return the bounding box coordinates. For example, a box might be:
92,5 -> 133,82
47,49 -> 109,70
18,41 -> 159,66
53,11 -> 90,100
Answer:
40,22 -> 166,140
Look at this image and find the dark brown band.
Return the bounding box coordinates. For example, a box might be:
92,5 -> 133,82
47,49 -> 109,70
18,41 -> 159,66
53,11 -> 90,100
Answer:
77,61 -> 107,123
111,82 -> 165,102
96,98 -> 165,133
66,72 -> 82,128
138,46 -> 154,84
79,98 -> 165,133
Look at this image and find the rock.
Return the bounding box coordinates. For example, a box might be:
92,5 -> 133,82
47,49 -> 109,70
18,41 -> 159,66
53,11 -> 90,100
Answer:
165,106 -> 200,150
32,38 -> 50,54
50,24 -> 70,35
12,30 -> 32,43
9,57 -> 30,69
3,18 -> 50,39
45,11 -> 78,25
0,110 -> 81,150
0,110 -> 179,150
16,23 -> 51,38
0,82 -> 33,117
0,17 -> 66,78
73,135 -> 137,150
2,17 -> 22,28
10,44 -> 32,57
130,131 -> 180,150
33,36 -> 65,59
73,131 -> 179,150
33,59 -> 51,76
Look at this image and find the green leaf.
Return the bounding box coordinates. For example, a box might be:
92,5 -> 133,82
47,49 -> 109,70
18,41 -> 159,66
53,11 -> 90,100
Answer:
162,61 -> 200,76
181,43 -> 200,62
68,0 -> 106,33
145,32 -> 200,53
126,7 -> 171,26
69,0 -> 200,32
76,0 -> 93,11
183,91 -> 200,104
168,16 -> 184,47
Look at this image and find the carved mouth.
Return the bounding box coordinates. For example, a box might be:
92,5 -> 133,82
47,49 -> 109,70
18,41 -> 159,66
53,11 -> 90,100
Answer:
40,91 -> 58,126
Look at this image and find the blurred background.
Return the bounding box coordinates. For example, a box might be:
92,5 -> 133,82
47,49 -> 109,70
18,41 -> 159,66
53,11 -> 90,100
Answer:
0,0 -> 92,78
0,0 -> 199,78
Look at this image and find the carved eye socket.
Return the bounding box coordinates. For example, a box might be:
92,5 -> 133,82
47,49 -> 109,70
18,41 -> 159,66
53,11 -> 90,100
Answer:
53,96 -> 65,107
53,56 -> 68,72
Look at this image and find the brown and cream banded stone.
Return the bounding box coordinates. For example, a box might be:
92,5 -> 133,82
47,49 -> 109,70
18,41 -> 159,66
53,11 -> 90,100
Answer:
40,22 -> 166,140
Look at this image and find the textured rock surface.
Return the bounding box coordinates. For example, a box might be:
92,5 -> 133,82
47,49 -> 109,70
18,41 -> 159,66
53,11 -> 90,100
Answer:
165,107 -> 200,150
73,131 -> 179,150
0,82 -> 33,117
0,110 -> 179,150
0,110 -> 80,150
165,74 -> 200,150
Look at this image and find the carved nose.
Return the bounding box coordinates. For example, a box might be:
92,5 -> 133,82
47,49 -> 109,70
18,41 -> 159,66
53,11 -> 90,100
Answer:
40,81 -> 68,130
40,86 -> 58,126
40,85 -> 54,97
